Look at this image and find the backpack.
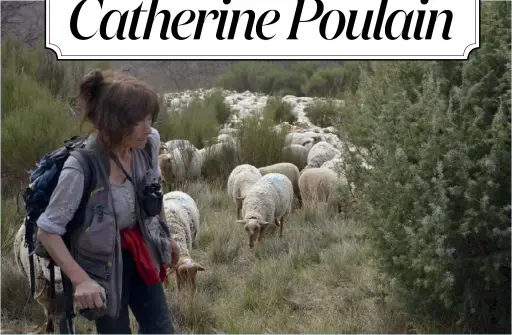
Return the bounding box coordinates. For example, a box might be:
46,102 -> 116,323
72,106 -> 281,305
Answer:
22,135 -> 96,303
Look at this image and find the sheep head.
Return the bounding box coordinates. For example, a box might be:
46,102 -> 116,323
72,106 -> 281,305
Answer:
174,257 -> 206,292
159,142 -> 170,155
236,218 -> 271,248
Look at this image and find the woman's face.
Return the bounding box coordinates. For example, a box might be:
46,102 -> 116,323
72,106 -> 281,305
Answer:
124,114 -> 153,150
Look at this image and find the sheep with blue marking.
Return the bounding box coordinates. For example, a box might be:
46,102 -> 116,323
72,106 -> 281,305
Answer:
236,173 -> 294,248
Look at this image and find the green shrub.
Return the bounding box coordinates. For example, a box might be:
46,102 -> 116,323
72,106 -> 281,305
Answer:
304,100 -> 342,128
237,116 -> 287,168
203,89 -> 231,125
262,97 -> 296,124
155,98 -> 220,149
1,68 -> 82,188
338,2 -> 511,332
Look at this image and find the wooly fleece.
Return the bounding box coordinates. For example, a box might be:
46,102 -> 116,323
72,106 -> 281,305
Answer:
163,191 -> 200,258
320,157 -> 346,177
282,144 -> 309,170
258,162 -> 301,201
298,167 -> 347,204
159,146 -> 203,185
239,173 -> 293,234
285,131 -> 325,147
159,141 -> 170,155
14,223 -> 63,291
165,139 -> 196,152
227,164 -> 262,218
162,191 -> 205,291
14,223 -> 66,333
217,134 -> 237,147
305,141 -> 341,169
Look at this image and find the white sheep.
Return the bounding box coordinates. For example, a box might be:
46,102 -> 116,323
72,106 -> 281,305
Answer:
258,162 -> 302,207
159,141 -> 170,155
324,133 -> 344,151
217,133 -> 238,147
163,191 -> 205,292
219,127 -> 239,137
165,139 -> 195,152
298,167 -> 348,212
14,223 -> 65,333
305,141 -> 341,169
236,173 -> 294,248
320,157 -> 346,178
227,164 -> 262,219
281,144 -> 309,170
285,131 -> 325,148
158,147 -> 203,191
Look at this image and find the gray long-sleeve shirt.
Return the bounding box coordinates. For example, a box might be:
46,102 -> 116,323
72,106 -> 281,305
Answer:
37,128 -> 162,235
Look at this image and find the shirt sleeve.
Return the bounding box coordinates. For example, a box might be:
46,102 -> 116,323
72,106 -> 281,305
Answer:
148,127 -> 161,181
36,155 -> 85,235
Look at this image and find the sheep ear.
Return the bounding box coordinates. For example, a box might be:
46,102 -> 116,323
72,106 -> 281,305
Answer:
236,220 -> 247,224
235,196 -> 245,200
197,264 -> 206,271
259,221 -> 271,226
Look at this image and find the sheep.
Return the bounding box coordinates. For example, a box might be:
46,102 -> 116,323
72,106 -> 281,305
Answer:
14,223 -> 66,333
305,141 -> 341,169
199,141 -> 241,176
158,147 -> 203,191
258,162 -> 302,207
217,133 -> 237,147
227,164 -> 262,219
281,144 -> 309,170
163,191 -> 205,292
219,127 -> 239,137
285,131 -> 325,147
324,133 -> 344,151
165,139 -> 195,152
236,173 -> 294,248
159,141 -> 170,155
298,167 -> 349,212
320,157 -> 346,178
322,126 -> 337,134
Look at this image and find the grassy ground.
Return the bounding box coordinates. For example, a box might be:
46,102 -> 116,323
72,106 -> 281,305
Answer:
0,180 -> 428,334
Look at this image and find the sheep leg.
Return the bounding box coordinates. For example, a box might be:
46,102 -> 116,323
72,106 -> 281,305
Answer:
258,228 -> 264,242
279,217 -> 284,238
35,278 -> 55,333
297,195 -> 303,208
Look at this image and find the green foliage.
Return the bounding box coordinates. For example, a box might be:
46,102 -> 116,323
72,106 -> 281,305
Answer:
338,2 -> 511,332
216,61 -> 365,98
204,89 -> 231,125
155,98 -> 220,150
1,37 -> 86,98
1,64 -> 82,188
237,116 -> 287,168
262,96 -> 297,124
304,100 -> 342,128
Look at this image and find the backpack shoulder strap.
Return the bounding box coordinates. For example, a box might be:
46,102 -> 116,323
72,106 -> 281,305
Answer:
64,149 -> 96,238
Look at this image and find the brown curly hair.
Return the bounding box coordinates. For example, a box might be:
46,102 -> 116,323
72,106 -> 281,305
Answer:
77,69 -> 160,150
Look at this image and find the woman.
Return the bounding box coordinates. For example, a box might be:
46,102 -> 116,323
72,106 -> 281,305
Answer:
36,69 -> 179,334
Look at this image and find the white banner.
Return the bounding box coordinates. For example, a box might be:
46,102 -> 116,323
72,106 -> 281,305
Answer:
45,0 -> 480,60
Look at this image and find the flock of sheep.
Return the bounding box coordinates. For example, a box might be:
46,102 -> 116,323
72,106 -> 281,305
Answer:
12,119 -> 371,333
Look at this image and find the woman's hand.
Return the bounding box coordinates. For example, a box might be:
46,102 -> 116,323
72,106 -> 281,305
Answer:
74,278 -> 106,311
